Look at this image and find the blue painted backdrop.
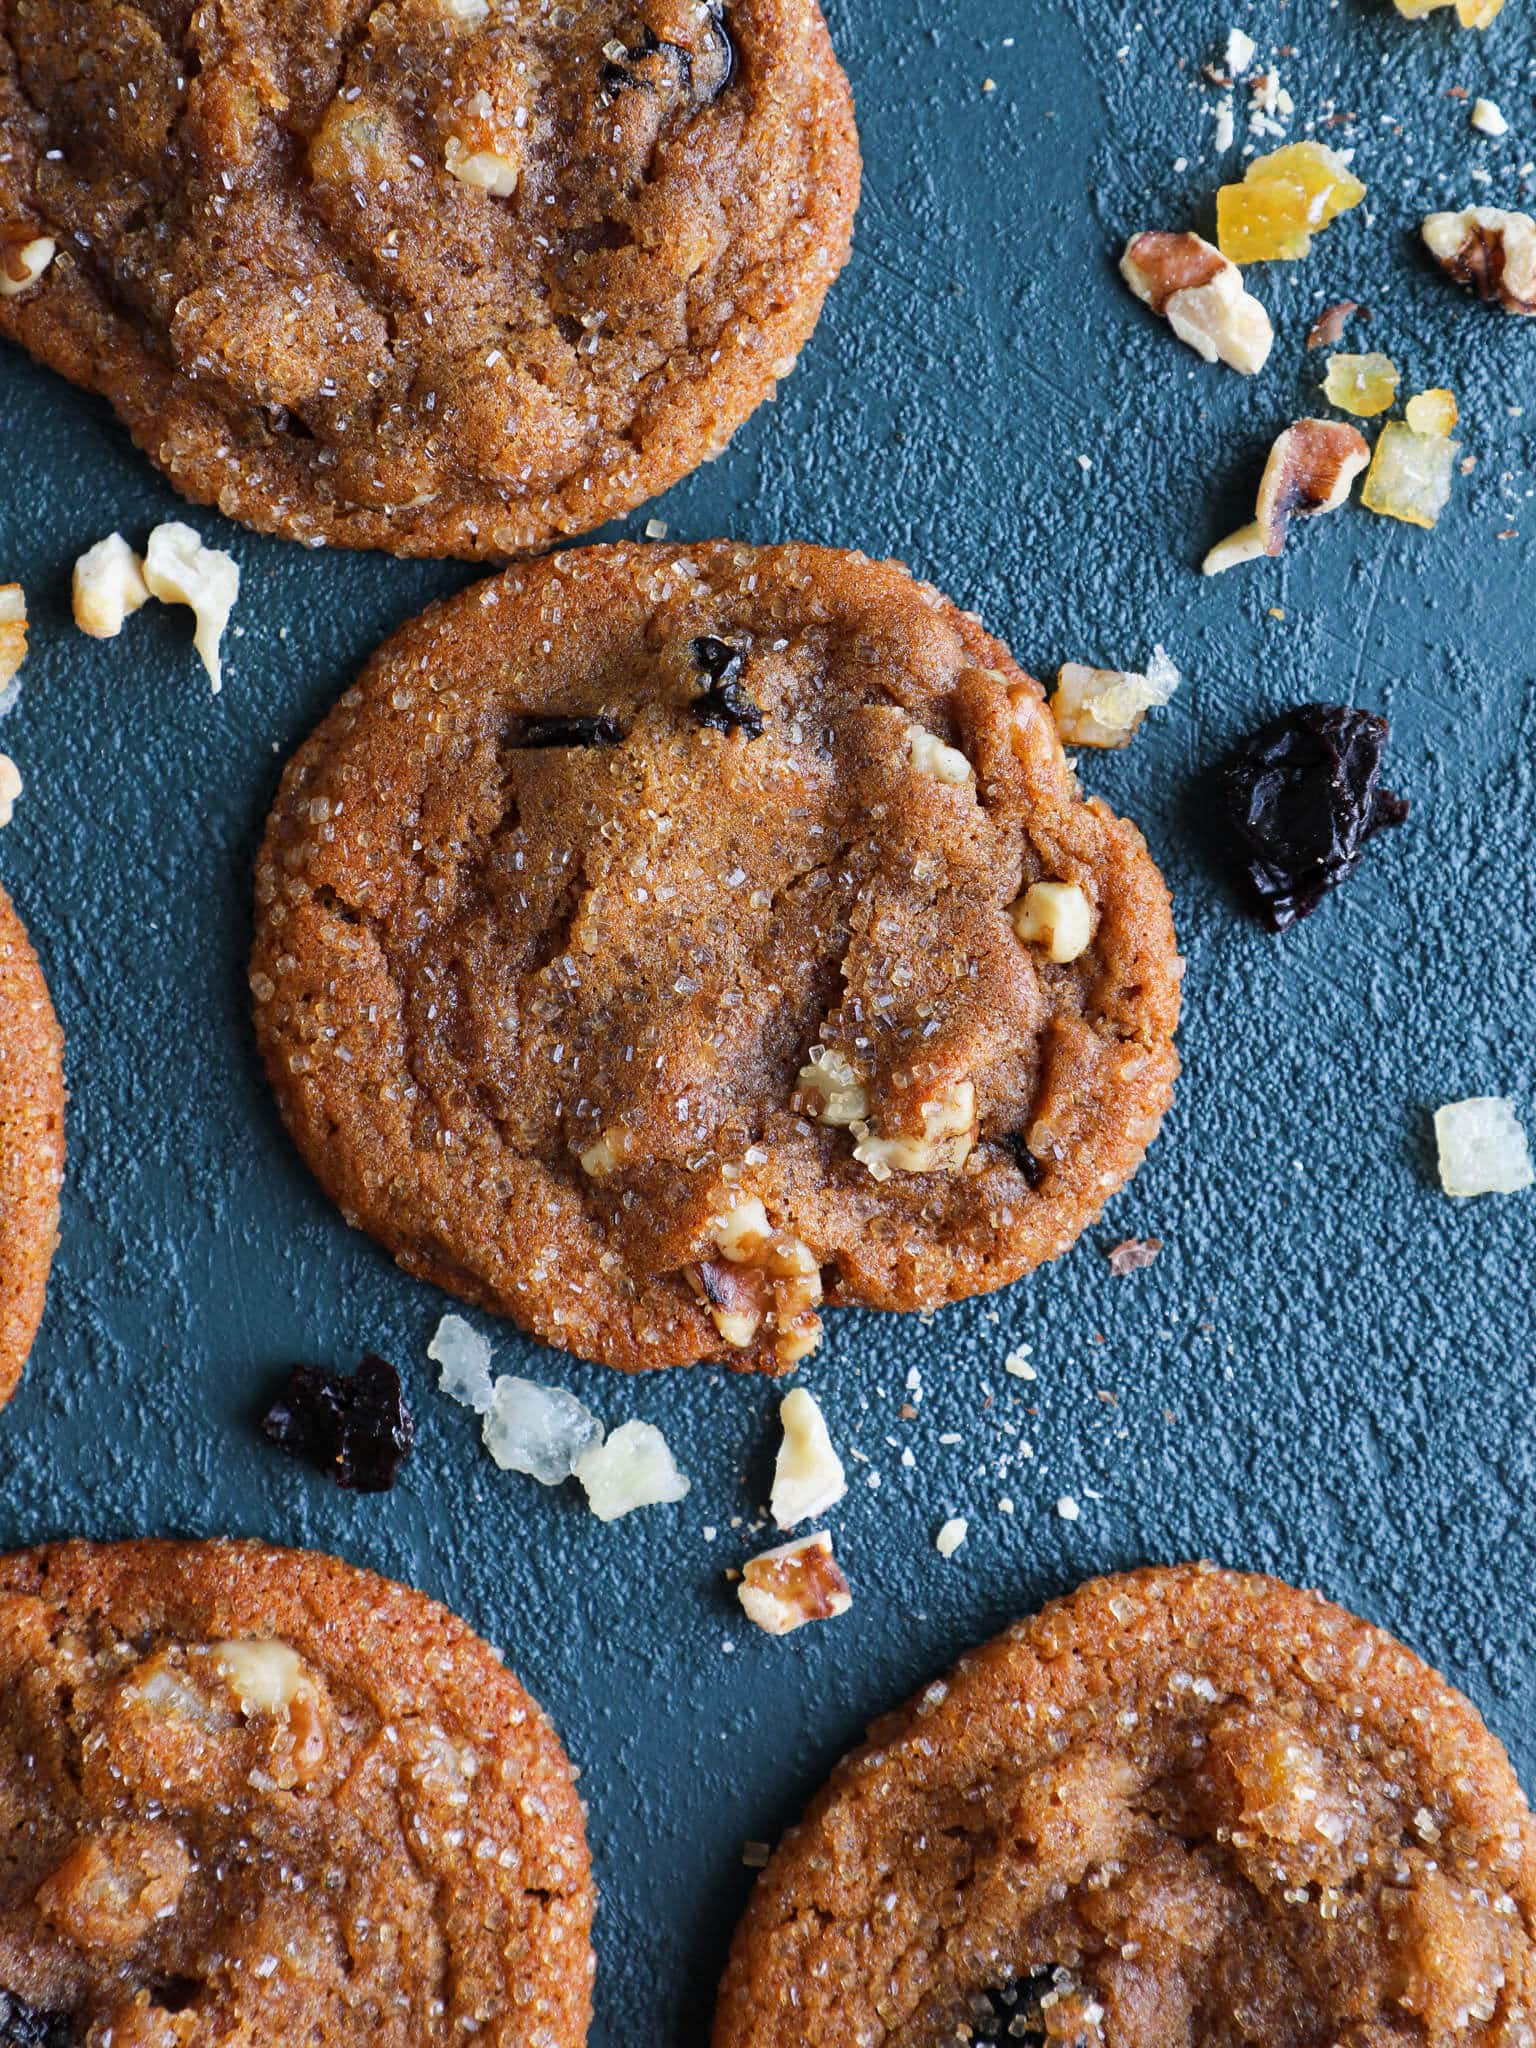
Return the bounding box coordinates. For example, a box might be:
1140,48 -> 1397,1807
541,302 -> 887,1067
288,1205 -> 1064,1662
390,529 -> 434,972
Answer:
1,1 -> 1533,2040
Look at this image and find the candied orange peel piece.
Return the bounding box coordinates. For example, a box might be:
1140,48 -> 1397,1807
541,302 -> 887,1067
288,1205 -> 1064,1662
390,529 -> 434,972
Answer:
1361,392 -> 1462,530
1394,0 -> 1506,25
1322,352 -> 1401,418
1217,142 -> 1366,265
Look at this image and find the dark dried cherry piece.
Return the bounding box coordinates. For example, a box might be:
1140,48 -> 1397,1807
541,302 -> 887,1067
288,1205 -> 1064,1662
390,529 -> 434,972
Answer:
261,1354 -> 415,1493
1215,702 -> 1408,931
510,713 -> 625,749
601,7 -> 734,103
0,1991 -> 77,2048
998,1132 -> 1044,1187
690,635 -> 764,738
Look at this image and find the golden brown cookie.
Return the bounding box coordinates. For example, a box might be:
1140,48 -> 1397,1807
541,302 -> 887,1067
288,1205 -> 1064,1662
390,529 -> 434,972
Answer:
715,1563 -> 1536,2048
251,542 -> 1180,1374
0,878 -> 64,1409
0,1 -> 859,559
0,1538 -> 595,2045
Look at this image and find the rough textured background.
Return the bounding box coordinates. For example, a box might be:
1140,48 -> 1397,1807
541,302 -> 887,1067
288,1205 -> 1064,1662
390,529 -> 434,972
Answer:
2,1 -> 1535,2041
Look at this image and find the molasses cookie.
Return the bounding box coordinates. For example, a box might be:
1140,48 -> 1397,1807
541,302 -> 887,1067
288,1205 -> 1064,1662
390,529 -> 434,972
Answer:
0,1538 -> 594,2045
251,542 -> 1180,1373
715,1563 -> 1536,2048
0,0 -> 859,559
0,879 -> 64,1409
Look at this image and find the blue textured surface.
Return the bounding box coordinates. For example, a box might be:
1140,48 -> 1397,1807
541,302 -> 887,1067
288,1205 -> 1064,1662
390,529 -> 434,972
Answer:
2,2 -> 1535,2041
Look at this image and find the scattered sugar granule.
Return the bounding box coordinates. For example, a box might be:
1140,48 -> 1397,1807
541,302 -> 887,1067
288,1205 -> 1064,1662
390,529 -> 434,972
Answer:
0,753 -> 20,829
1433,1097 -> 1534,1197
1471,97 -> 1508,136
428,1313 -> 496,1413
741,1842 -> 772,1869
483,1376 -> 603,1484
573,1420 -> 690,1521
1057,1495 -> 1082,1522
1004,1347 -> 1037,1381
770,1386 -> 847,1528
935,1517 -> 969,1558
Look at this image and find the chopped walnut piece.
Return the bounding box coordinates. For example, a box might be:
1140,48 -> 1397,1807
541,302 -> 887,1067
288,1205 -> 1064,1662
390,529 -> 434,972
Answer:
441,0 -> 490,21
794,1045 -> 868,1126
1120,231 -> 1274,373
771,1387 -> 847,1528
0,583 -> 27,687
1306,299 -> 1361,349
852,1080 -> 976,1182
142,522 -> 240,693
0,233 -> 55,298
0,754 -> 19,828
1012,881 -> 1093,964
1422,207 -> 1536,314
1205,419 -> 1368,572
704,1199 -> 824,1366
907,723 -> 973,785
738,1531 -> 852,1636
211,1638 -> 304,1712
1052,645 -> 1179,749
445,136 -> 521,194
73,533 -> 151,640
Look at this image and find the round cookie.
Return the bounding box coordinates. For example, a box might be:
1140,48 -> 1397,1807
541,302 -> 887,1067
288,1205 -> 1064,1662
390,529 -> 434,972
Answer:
0,1 -> 859,560
0,879 -> 64,1409
714,1563 -> 1536,2048
0,1538 -> 594,2045
251,542 -> 1180,1374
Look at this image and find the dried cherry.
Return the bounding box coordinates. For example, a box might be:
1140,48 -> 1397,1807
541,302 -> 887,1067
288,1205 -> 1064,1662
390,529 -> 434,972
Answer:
510,713 -> 625,749
1215,703 -> 1408,930
0,1992 -> 76,2048
690,635 -> 765,738
261,1354 -> 415,1493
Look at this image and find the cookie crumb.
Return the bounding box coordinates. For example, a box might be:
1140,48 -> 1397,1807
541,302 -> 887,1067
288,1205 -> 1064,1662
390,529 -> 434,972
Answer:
1106,1237 -> 1163,1277
1470,97 -> 1508,136
1056,1495 -> 1082,1521
935,1517 -> 969,1558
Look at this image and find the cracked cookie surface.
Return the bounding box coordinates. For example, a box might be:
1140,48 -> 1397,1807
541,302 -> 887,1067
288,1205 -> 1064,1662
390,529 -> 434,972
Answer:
250,542 -> 1181,1373
0,0 -> 858,558
0,880 -> 64,1410
714,1564 -> 1536,2048
0,1539 -> 594,2046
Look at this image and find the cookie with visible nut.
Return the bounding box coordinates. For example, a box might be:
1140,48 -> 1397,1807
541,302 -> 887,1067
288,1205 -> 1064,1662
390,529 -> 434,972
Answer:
251,543 -> 1181,1374
0,1 -> 858,559
0,880 -> 64,1410
714,1563 -> 1536,2048
0,1539 -> 594,2043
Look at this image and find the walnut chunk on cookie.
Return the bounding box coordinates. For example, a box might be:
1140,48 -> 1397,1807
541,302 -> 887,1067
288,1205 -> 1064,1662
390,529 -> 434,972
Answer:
251,544 -> 1181,1375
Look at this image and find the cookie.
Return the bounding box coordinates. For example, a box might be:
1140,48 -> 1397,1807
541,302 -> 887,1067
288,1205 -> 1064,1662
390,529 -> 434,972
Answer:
0,1 -> 859,560
714,1563 -> 1536,2048
0,880 -> 64,1409
251,542 -> 1180,1373
0,1538 -> 594,2045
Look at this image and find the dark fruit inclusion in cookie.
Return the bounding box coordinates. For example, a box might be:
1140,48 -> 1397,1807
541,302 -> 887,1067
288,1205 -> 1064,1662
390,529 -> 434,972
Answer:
0,1991 -> 77,2048
954,1972 -> 1054,2046
690,636 -> 766,738
510,714 -> 626,748
261,1354 -> 416,1493
600,6 -> 735,103
1215,703 -> 1408,931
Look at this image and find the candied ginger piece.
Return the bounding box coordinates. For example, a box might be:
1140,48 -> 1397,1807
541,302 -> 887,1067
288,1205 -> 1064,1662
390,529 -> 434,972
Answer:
1434,1097 -> 1533,1197
1361,420 -> 1460,529
1217,142 -> 1365,265
1395,0 -> 1506,23
1322,351 -> 1401,418
1405,388 -> 1459,437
